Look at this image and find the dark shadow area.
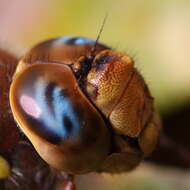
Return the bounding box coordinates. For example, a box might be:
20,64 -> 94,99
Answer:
148,102 -> 190,169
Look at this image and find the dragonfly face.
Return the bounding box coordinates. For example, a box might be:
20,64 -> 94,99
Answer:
1,36 -> 161,187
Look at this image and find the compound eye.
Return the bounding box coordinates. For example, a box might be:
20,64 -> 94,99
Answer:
12,64 -> 80,144
10,63 -> 110,174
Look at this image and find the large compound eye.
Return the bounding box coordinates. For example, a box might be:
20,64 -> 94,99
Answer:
10,62 -> 110,174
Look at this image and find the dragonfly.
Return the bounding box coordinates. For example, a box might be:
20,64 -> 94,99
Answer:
0,35 -> 161,190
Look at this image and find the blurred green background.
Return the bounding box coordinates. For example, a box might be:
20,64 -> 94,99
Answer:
0,0 -> 190,189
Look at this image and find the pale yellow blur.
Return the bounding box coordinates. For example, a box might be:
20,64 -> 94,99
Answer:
0,156 -> 10,179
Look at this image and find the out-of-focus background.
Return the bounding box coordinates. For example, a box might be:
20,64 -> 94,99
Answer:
0,0 -> 190,189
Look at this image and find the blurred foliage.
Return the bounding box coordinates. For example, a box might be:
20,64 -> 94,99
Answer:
0,0 -> 190,189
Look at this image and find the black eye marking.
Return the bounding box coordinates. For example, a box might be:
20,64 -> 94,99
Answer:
63,116 -> 73,134
45,82 -> 56,116
45,82 -> 69,117
26,116 -> 62,145
64,37 -> 79,45
94,54 -> 112,72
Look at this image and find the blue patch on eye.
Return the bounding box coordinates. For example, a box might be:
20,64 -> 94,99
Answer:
56,36 -> 96,45
35,80 -> 80,141
74,37 -> 95,45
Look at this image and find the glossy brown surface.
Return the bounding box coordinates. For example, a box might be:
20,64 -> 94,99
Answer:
10,62 -> 111,174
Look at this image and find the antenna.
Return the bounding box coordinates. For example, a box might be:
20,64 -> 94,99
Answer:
91,13 -> 108,55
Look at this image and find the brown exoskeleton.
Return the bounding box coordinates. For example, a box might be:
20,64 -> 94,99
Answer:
0,36 -> 161,190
